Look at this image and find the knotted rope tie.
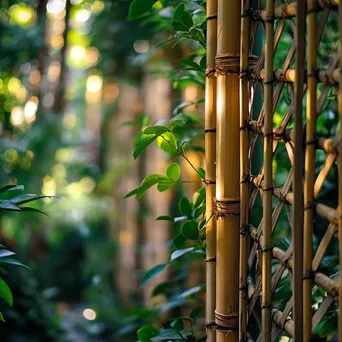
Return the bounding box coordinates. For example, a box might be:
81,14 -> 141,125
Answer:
213,198 -> 240,218
215,311 -> 239,332
215,53 -> 240,75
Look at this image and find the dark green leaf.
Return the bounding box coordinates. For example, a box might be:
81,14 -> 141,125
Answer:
181,11 -> 193,28
20,207 -> 49,217
166,119 -> 185,131
0,312 -> 4,322
180,58 -> 203,72
0,185 -> 24,195
181,221 -> 198,240
170,247 -> 194,262
128,0 -> 158,20
197,167 -> 205,178
179,197 -> 192,217
0,250 -> 15,258
189,307 -> 203,320
0,258 -> 30,270
173,4 -> 185,21
11,194 -> 56,205
152,329 -> 182,341
172,20 -> 189,32
166,163 -> 181,182
0,277 -> 13,306
0,200 -> 21,211
156,216 -> 174,221
137,325 -> 159,342
141,264 -> 168,287
134,134 -> 159,159
144,126 -> 169,135
173,234 -> 186,249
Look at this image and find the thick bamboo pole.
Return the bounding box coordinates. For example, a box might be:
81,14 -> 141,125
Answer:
304,1 -> 317,339
205,0 -> 217,340
293,1 -> 305,340
239,0 -> 251,340
215,1 -> 240,341
338,1 -> 342,339
262,0 -> 274,339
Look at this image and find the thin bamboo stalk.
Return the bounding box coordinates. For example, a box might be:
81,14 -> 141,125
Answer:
304,1 -> 317,339
239,0 -> 250,340
257,68 -> 340,84
205,0 -> 217,340
262,0 -> 274,339
338,1 -> 342,339
215,0 -> 240,341
293,1 -> 305,339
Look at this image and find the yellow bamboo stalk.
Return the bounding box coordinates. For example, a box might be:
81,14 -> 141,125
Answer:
304,1 -> 317,340
239,0 -> 251,340
293,1 -> 305,339
339,1 -> 342,339
262,0 -> 274,339
205,0 -> 217,340
215,1 -> 240,341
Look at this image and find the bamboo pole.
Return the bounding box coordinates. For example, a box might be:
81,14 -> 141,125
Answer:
262,0 -> 274,339
239,0 -> 251,340
304,0 -> 317,339
293,1 -> 305,340
205,0 -> 217,340
338,1 -> 342,339
215,1 -> 240,341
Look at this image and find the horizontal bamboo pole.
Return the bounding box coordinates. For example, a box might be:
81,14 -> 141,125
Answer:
250,176 -> 339,226
256,68 -> 340,85
247,120 -> 340,155
249,228 -> 339,298
252,0 -> 338,21
272,308 -> 294,337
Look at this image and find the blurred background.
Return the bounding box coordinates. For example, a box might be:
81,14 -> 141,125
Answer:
0,1 -> 207,341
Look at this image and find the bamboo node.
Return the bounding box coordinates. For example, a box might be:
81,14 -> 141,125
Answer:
304,201 -> 316,211
240,55 -> 259,80
305,137 -> 318,147
303,271 -> 315,280
261,303 -> 272,309
213,198 -> 240,218
204,128 -> 216,133
204,179 -> 216,185
215,54 -> 240,75
206,14 -> 217,21
205,68 -> 216,77
215,311 -> 239,331
240,174 -> 250,184
240,224 -> 250,236
205,256 -> 216,263
262,246 -> 274,253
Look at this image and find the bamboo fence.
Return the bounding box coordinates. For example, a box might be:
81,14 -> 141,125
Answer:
206,0 -> 342,340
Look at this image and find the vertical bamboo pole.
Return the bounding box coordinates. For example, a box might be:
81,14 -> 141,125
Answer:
215,1 -> 240,341
262,0 -> 274,340
293,1 -> 305,340
304,0 -> 316,340
338,1 -> 342,339
205,0 -> 217,340
239,0 -> 250,341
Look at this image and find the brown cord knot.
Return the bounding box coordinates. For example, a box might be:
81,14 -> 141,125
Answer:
240,224 -> 250,236
303,271 -> 315,280
213,198 -> 240,218
206,68 -> 216,77
304,201 -> 316,211
215,53 -> 240,75
204,179 -> 216,185
205,128 -> 216,133
215,311 -> 239,331
205,257 -> 216,263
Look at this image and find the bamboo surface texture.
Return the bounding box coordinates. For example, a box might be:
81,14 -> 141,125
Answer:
262,0 -> 274,340
239,0 -> 251,340
215,0 -> 240,341
205,0 -> 217,341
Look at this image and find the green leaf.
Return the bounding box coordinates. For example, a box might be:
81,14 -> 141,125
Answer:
128,0 -> 158,20
137,325 -> 159,342
178,285 -> 204,298
0,277 -> 13,306
173,4 -> 185,21
0,200 -> 21,211
197,167 -> 205,178
200,56 -> 206,69
181,221 -> 198,240
124,188 -> 139,199
0,312 -> 4,322
170,247 -> 194,262
10,194 -> 56,205
141,264 -> 168,287
0,257 -> 30,270
166,119 -> 185,131
0,185 -> 24,195
179,197 -> 192,217
134,134 -> 159,159
157,182 -> 174,192
152,329 -> 182,341
144,126 -> 169,135
166,163 -> 181,182
173,234 -> 186,249
19,207 -> 49,217
180,58 -> 203,72
189,307 -> 203,320
0,250 -> 15,258
181,11 -> 193,28
172,20 -> 189,32
193,188 -> 205,208
157,133 -> 179,156
156,216 -> 174,221
137,174 -> 169,200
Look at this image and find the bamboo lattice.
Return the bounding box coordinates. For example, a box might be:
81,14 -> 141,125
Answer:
237,0 -> 341,340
